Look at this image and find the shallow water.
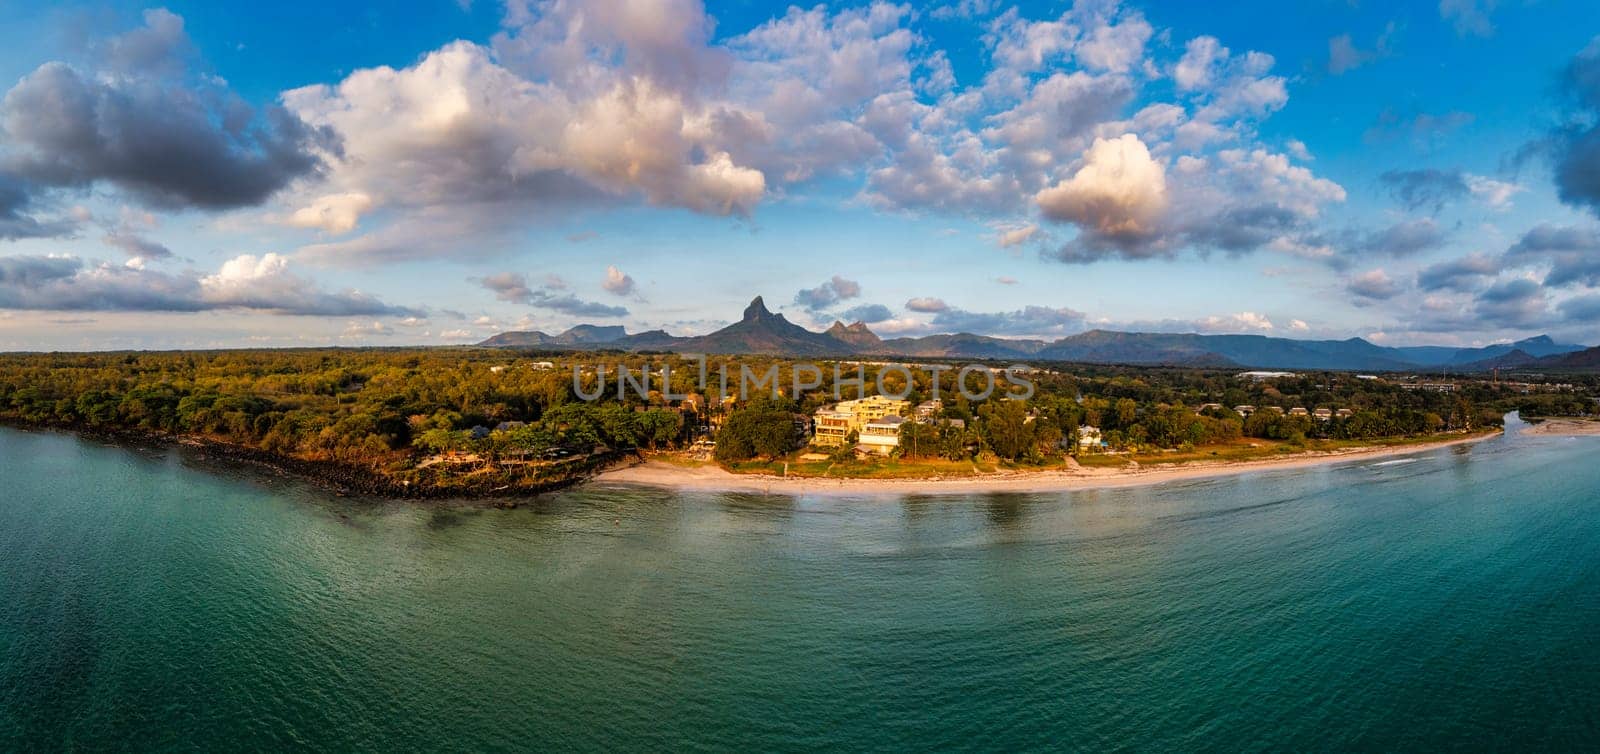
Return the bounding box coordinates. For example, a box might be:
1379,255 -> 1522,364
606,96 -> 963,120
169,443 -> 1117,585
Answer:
2,417 -> 1598,751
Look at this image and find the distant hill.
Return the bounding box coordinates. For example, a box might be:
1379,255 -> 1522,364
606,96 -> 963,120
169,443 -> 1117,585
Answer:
1517,345 -> 1600,370
477,296 -> 1593,372
825,321 -> 883,350
476,323 -> 630,348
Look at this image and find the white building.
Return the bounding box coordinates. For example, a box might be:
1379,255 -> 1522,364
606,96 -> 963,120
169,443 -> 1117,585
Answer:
858,415 -> 906,456
1238,371 -> 1297,382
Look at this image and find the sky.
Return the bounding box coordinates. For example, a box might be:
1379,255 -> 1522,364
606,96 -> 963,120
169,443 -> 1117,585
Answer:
3,0 -> 1600,351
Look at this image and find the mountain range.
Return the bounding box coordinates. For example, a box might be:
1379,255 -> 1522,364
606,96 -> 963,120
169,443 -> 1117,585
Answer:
479,296 -> 1596,372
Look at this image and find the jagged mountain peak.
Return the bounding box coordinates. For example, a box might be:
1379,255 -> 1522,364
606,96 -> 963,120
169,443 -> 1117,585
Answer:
742,296 -> 776,322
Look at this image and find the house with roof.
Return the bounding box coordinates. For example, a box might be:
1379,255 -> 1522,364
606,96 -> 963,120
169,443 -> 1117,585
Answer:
858,415 -> 906,456
811,395 -> 911,447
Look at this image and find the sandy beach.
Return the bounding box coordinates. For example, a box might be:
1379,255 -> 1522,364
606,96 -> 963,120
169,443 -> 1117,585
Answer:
1523,418 -> 1600,436
593,431 -> 1500,496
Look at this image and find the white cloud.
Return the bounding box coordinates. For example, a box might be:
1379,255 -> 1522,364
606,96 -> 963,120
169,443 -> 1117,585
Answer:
1464,175 -> 1522,209
1174,36 -> 1226,91
1347,268 -> 1401,302
1036,133 -> 1167,239
0,253 -> 417,316
602,264 -> 636,296
288,192 -> 373,235
996,223 -> 1039,247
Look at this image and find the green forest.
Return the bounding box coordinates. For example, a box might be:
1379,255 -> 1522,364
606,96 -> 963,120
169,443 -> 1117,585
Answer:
0,348 -> 1593,493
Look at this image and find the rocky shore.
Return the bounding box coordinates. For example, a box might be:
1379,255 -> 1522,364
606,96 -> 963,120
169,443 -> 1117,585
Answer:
2,420 -> 627,503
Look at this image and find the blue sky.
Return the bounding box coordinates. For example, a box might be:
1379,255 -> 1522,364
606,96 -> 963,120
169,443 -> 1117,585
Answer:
2,0 -> 1600,350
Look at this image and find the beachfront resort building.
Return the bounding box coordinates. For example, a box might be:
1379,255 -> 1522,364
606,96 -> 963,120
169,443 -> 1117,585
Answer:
1077,425 -> 1104,451
859,415 -> 907,456
812,396 -> 911,447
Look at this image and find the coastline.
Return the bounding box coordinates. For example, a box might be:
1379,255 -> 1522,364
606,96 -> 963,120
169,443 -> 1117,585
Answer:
0,421 -> 617,502
593,431 -> 1501,496
0,421 -> 1510,501
1522,418 -> 1600,436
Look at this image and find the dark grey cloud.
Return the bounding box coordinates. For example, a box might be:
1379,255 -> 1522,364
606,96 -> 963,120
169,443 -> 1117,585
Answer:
1380,169 -> 1470,213
0,11 -> 333,213
0,253 -> 416,316
102,231 -> 173,260
1505,224 -> 1600,287
1186,204 -> 1302,254
0,172 -> 77,240
1346,269 -> 1401,301
1550,38 -> 1600,219
929,304 -> 1086,336
1417,253 -> 1500,291
1350,218 -> 1447,257
1475,277 -> 1548,328
793,275 -> 861,311
475,271 -> 627,317
1558,293 -> 1600,323
839,303 -> 893,323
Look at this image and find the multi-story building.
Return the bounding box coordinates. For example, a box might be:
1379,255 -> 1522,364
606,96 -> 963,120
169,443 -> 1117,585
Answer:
811,396 -> 911,447
859,415 -> 907,456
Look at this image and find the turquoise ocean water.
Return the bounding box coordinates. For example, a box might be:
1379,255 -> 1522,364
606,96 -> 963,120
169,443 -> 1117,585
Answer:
2,416 -> 1598,751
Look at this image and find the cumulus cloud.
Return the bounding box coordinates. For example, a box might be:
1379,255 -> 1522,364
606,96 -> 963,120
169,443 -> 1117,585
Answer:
475,270 -> 628,317
793,275 -> 861,310
1558,293 -> 1600,323
1049,144 -> 1344,263
1417,253 -> 1501,291
996,223 -> 1039,248
1547,38 -> 1600,221
288,193 -> 373,235
1380,168 -> 1521,212
0,253 -> 416,315
840,303 -> 893,323
0,173 -> 77,240
1504,224 -> 1600,288
1037,133 -> 1168,249
1347,269 -> 1401,301
905,296 -> 949,313
1475,277 -> 1548,327
281,36 -> 763,264
929,304 -> 1086,337
1350,218 -> 1448,257
1174,36 -> 1226,91
0,10 -> 331,212
602,265 -> 636,296
102,231 -> 173,261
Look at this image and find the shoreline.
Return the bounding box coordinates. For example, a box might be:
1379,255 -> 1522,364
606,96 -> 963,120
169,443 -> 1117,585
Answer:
0,421 -> 617,502
1522,418 -> 1600,436
0,421 -> 1513,501
594,431 -> 1501,496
